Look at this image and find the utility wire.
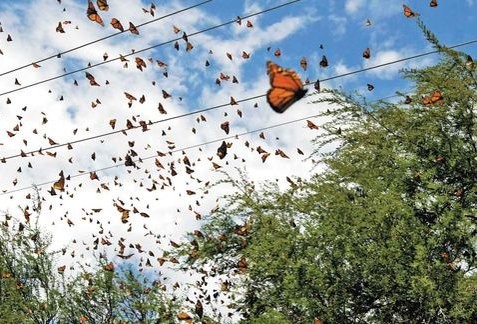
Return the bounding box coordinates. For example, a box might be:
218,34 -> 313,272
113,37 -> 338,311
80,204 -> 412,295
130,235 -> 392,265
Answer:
320,39 -> 477,83
0,113 -> 322,196
0,0 -> 303,97
1,88 -> 414,197
1,38 -> 475,163
0,93 -> 264,162
0,91 -> 408,196
0,0 -> 213,77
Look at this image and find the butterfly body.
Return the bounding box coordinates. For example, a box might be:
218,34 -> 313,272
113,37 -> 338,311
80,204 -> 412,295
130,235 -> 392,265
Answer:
266,61 -> 307,113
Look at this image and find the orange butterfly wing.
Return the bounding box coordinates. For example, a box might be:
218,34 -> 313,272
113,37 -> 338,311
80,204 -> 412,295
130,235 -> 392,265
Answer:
129,22 -> 139,35
266,61 -> 307,113
423,96 -> 432,106
403,5 -> 419,18
423,90 -> 443,106
97,0 -> 109,11
87,0 -> 104,26
111,18 -> 124,32
267,87 -> 301,113
431,90 -> 443,103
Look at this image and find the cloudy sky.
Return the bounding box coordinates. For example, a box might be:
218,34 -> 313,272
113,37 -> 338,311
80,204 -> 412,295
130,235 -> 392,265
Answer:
0,0 -> 475,282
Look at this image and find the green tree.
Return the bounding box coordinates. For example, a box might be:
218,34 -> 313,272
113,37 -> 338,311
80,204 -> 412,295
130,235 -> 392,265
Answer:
0,195 -> 181,323
58,264 -> 180,323
0,203 -> 61,323
178,27 -> 477,323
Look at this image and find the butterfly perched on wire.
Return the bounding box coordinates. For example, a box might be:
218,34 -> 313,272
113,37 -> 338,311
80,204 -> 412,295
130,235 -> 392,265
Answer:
266,61 -> 308,113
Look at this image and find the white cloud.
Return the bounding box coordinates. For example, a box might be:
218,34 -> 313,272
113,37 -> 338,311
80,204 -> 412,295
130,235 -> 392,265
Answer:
363,48 -> 437,80
328,14 -> 347,36
345,0 -> 365,14
0,0 -> 330,291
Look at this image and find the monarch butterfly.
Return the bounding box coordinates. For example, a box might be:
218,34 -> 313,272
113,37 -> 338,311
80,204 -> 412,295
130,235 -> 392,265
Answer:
403,5 -> 419,18
87,0 -> 104,26
465,55 -> 474,67
423,90 -> 443,105
85,72 -> 100,86
111,18 -> 124,32
53,171 -> 65,191
135,57 -> 146,71
97,0 -> 109,11
314,80 -> 321,92
319,55 -> 328,68
362,47 -> 370,59
56,22 -> 65,33
220,72 -> 230,81
266,61 -> 308,113
129,22 -> 139,35
300,57 -> 308,71
307,120 -> 319,130
124,92 -> 137,102
217,141 -> 227,159
220,121 -> 230,134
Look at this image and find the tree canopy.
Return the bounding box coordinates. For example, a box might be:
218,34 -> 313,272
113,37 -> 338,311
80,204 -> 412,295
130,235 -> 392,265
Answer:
0,201 -> 180,323
178,27 -> 477,323
1,25 -> 477,323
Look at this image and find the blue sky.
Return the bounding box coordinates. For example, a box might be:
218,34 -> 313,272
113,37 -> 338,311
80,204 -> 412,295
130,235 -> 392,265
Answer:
0,0 -> 475,302
0,0 -> 475,106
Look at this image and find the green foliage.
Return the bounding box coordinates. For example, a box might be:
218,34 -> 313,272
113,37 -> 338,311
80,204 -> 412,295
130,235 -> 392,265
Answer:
0,207 -> 180,323
0,215 -> 60,323
179,28 -> 477,323
59,265 -> 178,323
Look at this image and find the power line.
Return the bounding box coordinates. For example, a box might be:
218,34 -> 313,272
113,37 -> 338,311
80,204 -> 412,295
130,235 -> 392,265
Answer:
0,0 -> 213,77
0,0 -> 303,97
1,38 -> 475,163
0,113 -> 322,196
320,39 -> 477,83
3,87 -> 424,197
0,90 -> 408,196
0,93 -> 264,162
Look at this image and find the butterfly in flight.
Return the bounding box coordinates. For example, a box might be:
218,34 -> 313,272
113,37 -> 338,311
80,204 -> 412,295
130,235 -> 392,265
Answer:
403,5 -> 420,18
362,47 -> 371,59
97,0 -> 109,11
266,61 -> 308,113
319,55 -> 328,68
87,0 -> 104,26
